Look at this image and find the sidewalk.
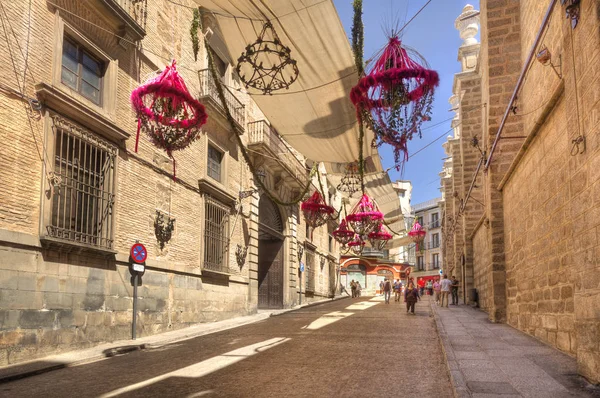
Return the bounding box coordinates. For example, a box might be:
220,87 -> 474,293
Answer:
432,301 -> 600,397
0,296 -> 348,384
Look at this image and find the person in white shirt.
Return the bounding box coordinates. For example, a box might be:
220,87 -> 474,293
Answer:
440,274 -> 453,308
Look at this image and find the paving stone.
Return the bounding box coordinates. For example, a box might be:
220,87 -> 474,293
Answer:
472,394 -> 522,398
455,351 -> 490,360
453,344 -> 483,352
467,381 -> 520,395
462,366 -> 508,382
458,359 -> 497,369
451,370 -> 467,388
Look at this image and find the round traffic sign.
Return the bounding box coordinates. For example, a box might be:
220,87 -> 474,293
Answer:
130,243 -> 147,263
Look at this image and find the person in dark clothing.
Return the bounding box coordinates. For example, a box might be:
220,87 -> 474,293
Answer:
451,276 -> 460,305
404,282 -> 420,315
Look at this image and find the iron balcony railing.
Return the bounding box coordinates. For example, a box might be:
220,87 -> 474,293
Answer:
429,220 -> 441,229
427,241 -> 441,249
198,69 -> 246,129
247,120 -> 308,183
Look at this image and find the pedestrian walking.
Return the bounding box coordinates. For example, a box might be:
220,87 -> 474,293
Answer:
393,279 -> 402,302
440,274 -> 452,308
451,276 -> 460,305
433,278 -> 441,305
383,278 -> 392,304
356,281 -> 362,297
404,281 -> 420,315
379,280 -> 384,296
350,280 -> 357,298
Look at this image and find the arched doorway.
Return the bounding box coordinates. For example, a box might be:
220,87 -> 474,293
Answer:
258,195 -> 284,309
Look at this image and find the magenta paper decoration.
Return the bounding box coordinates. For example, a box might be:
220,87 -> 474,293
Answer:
301,191 -> 335,229
408,220 -> 426,252
333,218 -> 355,247
368,222 -> 393,251
131,60 -> 208,178
348,235 -> 365,256
350,37 -> 439,169
346,194 -> 383,236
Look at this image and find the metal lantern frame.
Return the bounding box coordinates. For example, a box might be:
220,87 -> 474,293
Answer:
236,22 -> 299,95
300,191 -> 335,229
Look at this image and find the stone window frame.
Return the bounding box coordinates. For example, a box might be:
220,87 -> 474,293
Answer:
52,12 -> 118,121
203,137 -> 229,188
207,143 -> 223,182
39,113 -> 118,254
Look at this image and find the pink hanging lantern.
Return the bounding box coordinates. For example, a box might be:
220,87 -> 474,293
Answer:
333,218 -> 355,247
346,194 -> 383,236
350,36 -> 439,169
348,235 -> 365,256
368,222 -> 393,251
408,220 -> 426,252
131,60 -> 208,177
301,191 -> 335,229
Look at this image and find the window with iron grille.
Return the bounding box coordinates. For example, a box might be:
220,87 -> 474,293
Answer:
47,115 -> 116,249
203,195 -> 230,272
207,144 -> 223,182
61,37 -> 104,105
305,248 -> 315,292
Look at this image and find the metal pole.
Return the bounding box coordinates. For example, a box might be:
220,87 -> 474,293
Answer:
132,273 -> 138,340
299,271 -> 302,305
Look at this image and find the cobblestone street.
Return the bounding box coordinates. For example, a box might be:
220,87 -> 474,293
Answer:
0,297 -> 452,398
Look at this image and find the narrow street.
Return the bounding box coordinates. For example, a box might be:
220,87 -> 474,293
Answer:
0,297 -> 451,398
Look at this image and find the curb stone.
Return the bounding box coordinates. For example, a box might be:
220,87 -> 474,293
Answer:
430,299 -> 470,398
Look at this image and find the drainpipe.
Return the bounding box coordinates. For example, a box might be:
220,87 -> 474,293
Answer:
485,0 -> 558,169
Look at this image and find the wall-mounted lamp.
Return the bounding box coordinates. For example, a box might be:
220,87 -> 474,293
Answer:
561,0 -> 580,29
535,46 -> 562,78
297,242 -> 304,262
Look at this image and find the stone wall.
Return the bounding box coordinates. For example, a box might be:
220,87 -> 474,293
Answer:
472,221 -> 492,313
0,0 -> 337,366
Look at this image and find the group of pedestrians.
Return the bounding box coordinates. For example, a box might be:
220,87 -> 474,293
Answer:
347,275 -> 461,314
433,275 -> 460,307
349,280 -> 362,298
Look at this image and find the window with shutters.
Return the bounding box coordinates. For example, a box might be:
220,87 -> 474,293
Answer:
305,248 -> 316,292
207,144 -> 223,182
45,115 -> 116,249
61,37 -> 104,105
203,195 -> 230,272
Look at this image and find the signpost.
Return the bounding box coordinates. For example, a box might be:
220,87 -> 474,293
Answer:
129,242 -> 147,340
299,261 -> 304,305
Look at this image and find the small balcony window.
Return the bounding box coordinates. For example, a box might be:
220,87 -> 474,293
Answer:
61,37 -> 104,105
207,144 -> 223,182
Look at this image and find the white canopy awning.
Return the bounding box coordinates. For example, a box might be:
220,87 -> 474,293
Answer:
194,0 -> 379,167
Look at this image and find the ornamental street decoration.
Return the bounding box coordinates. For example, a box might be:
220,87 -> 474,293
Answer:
336,162 -> 361,197
408,220 -> 426,252
236,22 -> 299,95
301,190 -> 335,229
368,222 -> 392,250
332,218 -> 355,247
345,194 -> 383,236
131,60 -> 207,178
154,210 -> 175,250
350,36 -> 439,169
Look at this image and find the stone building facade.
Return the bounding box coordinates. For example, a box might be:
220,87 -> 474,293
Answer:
412,198 -> 443,283
441,1 -> 600,383
0,0 -> 340,365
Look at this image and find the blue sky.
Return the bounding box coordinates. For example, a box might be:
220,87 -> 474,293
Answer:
332,0 -> 471,205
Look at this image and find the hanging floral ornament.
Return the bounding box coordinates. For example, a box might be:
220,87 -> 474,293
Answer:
333,218 -> 355,247
348,235 -> 365,256
336,162 -> 361,198
131,60 -> 208,177
368,222 -> 393,251
408,220 -> 426,252
346,194 -> 383,236
350,36 -> 439,169
236,22 -> 299,95
301,191 -> 335,229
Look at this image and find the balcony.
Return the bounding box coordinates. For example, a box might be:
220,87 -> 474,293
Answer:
198,69 -> 246,133
427,241 -> 441,250
100,0 -> 147,41
247,120 -> 309,196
